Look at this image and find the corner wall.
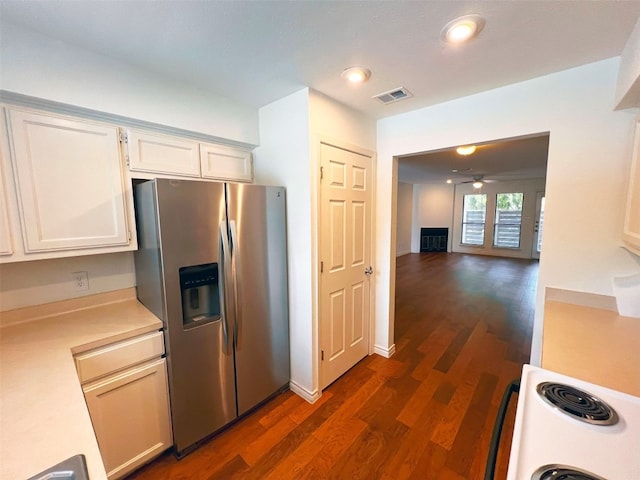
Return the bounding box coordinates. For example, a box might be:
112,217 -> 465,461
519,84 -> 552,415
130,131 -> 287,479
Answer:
253,89 -> 314,399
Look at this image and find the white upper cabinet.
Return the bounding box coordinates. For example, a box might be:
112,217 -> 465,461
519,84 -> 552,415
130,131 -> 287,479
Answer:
127,129 -> 201,177
126,128 -> 253,183
623,119 -> 640,255
200,142 -> 253,182
2,107 -> 136,262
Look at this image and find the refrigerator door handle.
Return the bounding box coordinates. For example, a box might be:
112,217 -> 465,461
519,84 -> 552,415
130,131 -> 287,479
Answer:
229,219 -> 241,349
219,220 -> 233,355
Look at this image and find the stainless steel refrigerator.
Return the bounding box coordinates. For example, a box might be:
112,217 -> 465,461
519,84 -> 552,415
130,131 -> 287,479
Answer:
133,178 -> 289,456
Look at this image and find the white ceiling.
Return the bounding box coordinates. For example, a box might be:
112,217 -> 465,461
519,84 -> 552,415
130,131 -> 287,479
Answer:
1,1 -> 639,121
397,133 -> 550,184
1,1 -> 638,185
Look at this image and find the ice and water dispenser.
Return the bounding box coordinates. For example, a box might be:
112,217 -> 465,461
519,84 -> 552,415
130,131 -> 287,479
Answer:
179,263 -> 221,329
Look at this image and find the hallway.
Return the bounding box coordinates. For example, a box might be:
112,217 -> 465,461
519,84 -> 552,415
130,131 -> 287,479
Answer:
129,252 -> 538,479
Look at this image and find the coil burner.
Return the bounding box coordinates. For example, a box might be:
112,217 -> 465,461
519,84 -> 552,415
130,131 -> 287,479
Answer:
532,464 -> 607,480
536,382 -> 618,426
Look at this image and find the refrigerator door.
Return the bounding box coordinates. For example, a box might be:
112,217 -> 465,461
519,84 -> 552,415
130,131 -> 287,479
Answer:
136,179 -> 236,455
226,183 -> 290,415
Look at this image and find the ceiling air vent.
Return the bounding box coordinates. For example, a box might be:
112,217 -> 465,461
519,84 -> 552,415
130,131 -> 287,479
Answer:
373,87 -> 413,104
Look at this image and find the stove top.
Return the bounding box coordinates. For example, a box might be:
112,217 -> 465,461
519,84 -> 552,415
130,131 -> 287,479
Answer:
536,382 -> 618,426
507,365 -> 640,480
532,464 -> 607,480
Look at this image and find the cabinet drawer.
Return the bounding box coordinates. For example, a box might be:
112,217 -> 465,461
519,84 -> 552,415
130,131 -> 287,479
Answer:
75,331 -> 164,384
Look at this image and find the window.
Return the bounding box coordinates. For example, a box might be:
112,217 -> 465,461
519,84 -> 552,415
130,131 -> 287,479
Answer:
462,194 -> 487,245
494,193 -> 523,248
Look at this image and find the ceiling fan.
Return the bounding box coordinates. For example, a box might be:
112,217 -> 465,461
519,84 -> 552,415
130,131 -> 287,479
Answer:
460,175 -> 497,188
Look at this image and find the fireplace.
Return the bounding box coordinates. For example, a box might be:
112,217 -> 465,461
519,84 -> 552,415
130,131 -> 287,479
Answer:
420,227 -> 448,252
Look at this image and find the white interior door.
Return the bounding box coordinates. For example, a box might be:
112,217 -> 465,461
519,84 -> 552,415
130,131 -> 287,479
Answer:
532,191 -> 545,259
319,143 -> 372,389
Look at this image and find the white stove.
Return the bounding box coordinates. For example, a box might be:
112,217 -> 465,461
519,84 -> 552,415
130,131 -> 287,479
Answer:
507,365 -> 640,480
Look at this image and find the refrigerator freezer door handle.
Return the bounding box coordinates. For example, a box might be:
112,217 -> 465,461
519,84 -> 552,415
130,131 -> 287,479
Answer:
219,221 -> 233,355
229,220 -> 241,350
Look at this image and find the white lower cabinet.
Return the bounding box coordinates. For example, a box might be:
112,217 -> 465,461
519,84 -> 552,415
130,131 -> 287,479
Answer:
75,332 -> 172,479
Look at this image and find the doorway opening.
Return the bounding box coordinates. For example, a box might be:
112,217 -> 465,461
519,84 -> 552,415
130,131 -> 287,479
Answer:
393,132 -> 550,357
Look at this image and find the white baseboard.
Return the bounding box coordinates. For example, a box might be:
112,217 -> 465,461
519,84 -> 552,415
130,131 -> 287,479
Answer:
289,380 -> 321,404
396,249 -> 411,257
373,343 -> 396,358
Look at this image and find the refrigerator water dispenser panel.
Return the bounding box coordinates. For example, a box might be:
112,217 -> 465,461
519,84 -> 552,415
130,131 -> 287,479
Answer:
179,263 -> 221,329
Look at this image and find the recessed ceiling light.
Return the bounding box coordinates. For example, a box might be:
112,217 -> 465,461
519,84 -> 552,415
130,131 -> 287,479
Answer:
446,179 -> 452,184
341,66 -> 371,84
441,15 -> 485,44
456,145 -> 477,155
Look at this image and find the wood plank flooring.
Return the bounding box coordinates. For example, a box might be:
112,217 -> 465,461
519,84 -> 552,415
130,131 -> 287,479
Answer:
128,252 -> 538,479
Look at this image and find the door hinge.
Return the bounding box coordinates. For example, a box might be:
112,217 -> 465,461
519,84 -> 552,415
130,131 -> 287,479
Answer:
321,350 -> 324,361
320,166 -> 324,180
119,131 -> 128,144
320,261 -> 324,273
128,230 -> 132,241
125,155 -> 130,166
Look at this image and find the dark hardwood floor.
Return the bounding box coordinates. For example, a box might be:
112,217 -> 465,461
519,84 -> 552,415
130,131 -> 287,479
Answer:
128,252 -> 538,479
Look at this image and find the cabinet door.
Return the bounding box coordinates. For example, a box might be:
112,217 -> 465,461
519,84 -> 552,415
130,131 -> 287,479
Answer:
7,109 -> 131,252
624,119 -> 640,254
127,129 -> 201,177
0,152 -> 13,256
200,143 -> 253,182
83,358 -> 172,480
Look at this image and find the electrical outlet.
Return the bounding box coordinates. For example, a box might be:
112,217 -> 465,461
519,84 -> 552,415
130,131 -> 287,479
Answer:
72,271 -> 89,291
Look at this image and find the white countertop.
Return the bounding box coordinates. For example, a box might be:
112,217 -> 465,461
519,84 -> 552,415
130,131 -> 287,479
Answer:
0,288 -> 162,480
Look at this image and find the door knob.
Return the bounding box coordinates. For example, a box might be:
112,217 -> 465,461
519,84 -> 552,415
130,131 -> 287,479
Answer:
364,266 -> 373,276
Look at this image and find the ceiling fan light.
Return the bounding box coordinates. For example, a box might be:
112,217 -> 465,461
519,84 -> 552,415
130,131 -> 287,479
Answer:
472,181 -> 484,189
442,15 -> 485,44
341,66 -> 371,84
456,145 -> 476,155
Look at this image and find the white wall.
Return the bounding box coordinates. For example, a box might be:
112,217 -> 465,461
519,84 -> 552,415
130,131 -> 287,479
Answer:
254,88 -> 376,400
253,89 -> 313,399
412,184 -> 455,253
396,182 -> 413,256
0,22 -> 259,145
452,179 -> 546,259
616,16 -> 640,109
377,58 -> 640,365
0,253 -> 135,311
308,91 -> 377,149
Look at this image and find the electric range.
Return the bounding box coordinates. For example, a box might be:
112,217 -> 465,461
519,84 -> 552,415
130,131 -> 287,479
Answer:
507,364 -> 640,480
